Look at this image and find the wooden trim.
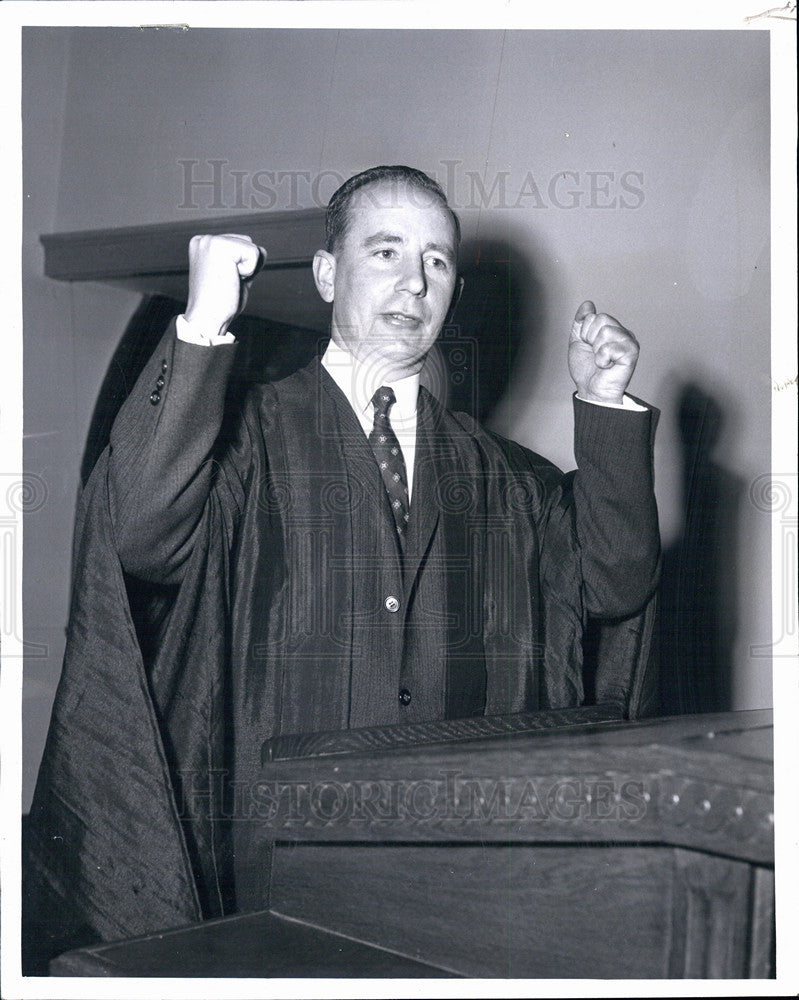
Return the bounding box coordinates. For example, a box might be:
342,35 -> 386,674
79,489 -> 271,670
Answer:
261,703 -> 625,762
668,850 -> 753,977
40,208 -> 326,282
255,711 -> 774,863
748,867 -> 776,977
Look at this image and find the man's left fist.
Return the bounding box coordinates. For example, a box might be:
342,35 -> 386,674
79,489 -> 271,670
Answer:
568,299 -> 639,405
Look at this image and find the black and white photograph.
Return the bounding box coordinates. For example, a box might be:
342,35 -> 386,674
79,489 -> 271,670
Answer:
2,1 -> 796,994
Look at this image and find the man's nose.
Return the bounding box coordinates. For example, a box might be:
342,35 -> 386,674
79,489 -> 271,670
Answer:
396,257 -> 427,296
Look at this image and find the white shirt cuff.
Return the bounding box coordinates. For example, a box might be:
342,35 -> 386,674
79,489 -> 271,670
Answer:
176,314 -> 237,346
576,393 -> 647,412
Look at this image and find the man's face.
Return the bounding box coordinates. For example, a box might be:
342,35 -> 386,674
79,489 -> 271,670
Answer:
313,180 -> 458,379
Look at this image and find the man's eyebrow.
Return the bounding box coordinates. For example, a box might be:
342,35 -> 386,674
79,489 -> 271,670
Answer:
424,242 -> 456,263
362,231 -> 403,248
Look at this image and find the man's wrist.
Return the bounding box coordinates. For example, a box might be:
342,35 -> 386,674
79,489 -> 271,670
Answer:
575,392 -> 647,412
176,313 -> 237,346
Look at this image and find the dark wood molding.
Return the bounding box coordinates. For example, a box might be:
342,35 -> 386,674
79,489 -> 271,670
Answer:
40,209 -> 331,330
40,208 -> 326,282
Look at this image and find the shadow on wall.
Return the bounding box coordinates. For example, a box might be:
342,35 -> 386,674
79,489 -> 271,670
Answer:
439,236 -> 545,422
657,382 -> 744,715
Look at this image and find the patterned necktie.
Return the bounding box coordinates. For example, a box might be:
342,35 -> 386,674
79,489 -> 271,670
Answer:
368,386 -> 410,544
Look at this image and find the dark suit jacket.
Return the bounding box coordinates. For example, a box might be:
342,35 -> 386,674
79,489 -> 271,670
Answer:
27,320 -> 659,946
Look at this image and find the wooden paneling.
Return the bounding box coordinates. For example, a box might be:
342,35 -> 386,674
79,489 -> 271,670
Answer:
269,842 -> 757,978
748,867 -> 776,977
667,850 -> 752,977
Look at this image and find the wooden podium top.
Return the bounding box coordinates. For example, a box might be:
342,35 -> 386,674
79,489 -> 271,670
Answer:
49,910 -> 457,978
255,709 -> 774,864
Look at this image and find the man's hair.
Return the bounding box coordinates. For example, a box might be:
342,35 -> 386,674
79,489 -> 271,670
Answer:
325,165 -> 461,254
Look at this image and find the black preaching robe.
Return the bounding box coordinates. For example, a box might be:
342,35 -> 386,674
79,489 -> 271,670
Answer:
27,322 -> 659,946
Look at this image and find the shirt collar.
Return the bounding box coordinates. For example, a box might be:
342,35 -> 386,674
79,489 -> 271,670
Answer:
321,337 -> 420,428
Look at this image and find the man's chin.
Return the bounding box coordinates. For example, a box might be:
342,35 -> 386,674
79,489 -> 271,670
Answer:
371,353 -> 426,380
354,337 -> 429,370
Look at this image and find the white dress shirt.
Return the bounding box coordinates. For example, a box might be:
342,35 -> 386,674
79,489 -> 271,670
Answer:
319,336 -> 420,502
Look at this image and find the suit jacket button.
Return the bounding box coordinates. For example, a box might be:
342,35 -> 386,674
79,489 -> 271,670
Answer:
399,688 -> 411,706
150,390 -> 161,405
384,595 -> 400,613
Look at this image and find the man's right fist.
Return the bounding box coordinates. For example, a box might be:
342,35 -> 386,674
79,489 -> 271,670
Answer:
183,233 -> 267,339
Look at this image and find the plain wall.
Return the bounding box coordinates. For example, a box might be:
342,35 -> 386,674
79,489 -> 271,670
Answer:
22,28 -> 771,809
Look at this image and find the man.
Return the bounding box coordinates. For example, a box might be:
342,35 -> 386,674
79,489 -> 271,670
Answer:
27,165 -> 659,951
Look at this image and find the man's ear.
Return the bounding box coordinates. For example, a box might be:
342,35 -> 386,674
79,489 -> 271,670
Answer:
313,250 -> 336,303
446,275 -> 465,324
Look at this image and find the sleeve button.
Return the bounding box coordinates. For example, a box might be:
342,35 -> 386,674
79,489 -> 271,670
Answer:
156,375 -> 165,389
150,390 -> 161,405
399,689 -> 411,706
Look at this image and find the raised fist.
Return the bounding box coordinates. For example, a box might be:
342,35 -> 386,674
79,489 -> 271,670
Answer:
568,299 -> 640,404
183,233 -> 266,339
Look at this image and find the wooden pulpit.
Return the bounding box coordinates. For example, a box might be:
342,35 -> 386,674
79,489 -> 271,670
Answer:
51,707 -> 774,978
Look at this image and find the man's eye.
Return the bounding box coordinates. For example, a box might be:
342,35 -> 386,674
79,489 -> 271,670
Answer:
426,256 -> 448,270
375,248 -> 396,260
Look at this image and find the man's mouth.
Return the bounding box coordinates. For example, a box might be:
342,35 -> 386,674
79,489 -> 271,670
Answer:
382,312 -> 423,328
